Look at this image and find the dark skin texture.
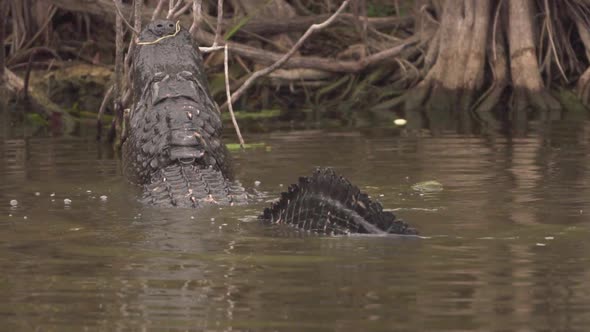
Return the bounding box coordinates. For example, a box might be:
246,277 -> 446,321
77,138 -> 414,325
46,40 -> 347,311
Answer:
123,20 -> 230,186
121,20 -> 416,234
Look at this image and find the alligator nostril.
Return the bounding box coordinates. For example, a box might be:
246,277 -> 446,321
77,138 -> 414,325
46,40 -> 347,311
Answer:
168,23 -> 174,27
156,24 -> 163,28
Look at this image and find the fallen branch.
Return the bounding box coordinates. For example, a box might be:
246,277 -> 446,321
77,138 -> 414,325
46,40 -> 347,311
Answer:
2,67 -> 76,128
196,28 -> 417,74
222,0 -> 351,107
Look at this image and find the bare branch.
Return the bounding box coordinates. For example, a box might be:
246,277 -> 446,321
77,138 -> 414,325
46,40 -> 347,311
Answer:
172,1 -> 192,19
199,45 -> 225,53
97,85 -> 114,140
189,0 -> 203,36
152,0 -> 166,20
167,0 -> 185,19
224,45 -> 245,147
113,0 -> 139,34
214,0 -> 223,46
226,0 -> 350,106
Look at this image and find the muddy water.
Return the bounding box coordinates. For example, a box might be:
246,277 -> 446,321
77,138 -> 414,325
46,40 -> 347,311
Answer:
1,121 -> 590,331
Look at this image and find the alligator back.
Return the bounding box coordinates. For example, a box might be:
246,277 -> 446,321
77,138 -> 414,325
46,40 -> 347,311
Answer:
260,168 -> 417,235
122,20 -> 242,207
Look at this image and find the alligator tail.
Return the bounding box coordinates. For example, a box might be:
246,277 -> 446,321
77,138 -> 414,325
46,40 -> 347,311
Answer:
142,164 -> 247,208
260,168 -> 417,235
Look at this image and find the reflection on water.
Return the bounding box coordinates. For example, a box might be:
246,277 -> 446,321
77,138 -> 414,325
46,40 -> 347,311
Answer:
1,121 -> 590,331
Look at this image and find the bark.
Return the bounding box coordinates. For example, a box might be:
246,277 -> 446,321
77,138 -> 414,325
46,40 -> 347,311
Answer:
508,0 -> 560,118
405,0 -> 490,117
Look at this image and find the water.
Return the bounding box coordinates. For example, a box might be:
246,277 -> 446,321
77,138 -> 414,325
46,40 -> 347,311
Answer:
1,121 -> 590,331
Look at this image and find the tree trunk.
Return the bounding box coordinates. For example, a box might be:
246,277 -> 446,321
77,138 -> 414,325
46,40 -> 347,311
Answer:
405,0 -> 490,131
507,0 -> 560,120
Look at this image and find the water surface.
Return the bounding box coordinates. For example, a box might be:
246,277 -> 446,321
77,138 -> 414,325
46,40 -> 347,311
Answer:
1,121 -> 590,331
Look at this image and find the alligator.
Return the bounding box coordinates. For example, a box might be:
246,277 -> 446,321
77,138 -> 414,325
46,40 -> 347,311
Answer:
121,20 -> 417,236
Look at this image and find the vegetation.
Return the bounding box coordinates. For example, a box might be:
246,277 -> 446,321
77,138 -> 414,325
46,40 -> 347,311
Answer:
1,0 -> 590,135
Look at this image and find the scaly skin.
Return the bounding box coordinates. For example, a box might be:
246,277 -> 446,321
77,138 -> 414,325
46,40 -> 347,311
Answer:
122,20 -> 417,235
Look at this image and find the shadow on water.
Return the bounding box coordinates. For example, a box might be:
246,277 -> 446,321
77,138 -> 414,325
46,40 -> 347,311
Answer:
1,110 -> 590,331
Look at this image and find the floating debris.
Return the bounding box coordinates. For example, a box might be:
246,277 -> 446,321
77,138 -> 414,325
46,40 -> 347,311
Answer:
536,243 -> 546,247
544,236 -> 554,240
411,180 -> 444,193
211,218 -> 215,222
64,198 -> 72,205
99,195 -> 108,201
86,190 -> 92,193
23,216 -> 28,220
50,193 -> 55,197
9,200 -> 18,207
34,192 -> 40,196
190,216 -> 195,220
254,180 -> 261,187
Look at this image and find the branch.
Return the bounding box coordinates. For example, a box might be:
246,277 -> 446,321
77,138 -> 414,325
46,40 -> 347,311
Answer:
225,0 -> 350,106
113,0 -> 139,34
196,29 -> 417,73
152,0 -> 166,20
189,0 -> 202,35
224,45 -> 245,147
214,0 -> 223,46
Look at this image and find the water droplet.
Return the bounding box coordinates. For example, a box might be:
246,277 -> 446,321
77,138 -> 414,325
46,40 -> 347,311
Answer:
23,216 -> 28,220
100,195 -> 108,201
254,180 -> 261,186
9,200 -> 18,207
50,193 -> 55,197
64,198 -> 72,205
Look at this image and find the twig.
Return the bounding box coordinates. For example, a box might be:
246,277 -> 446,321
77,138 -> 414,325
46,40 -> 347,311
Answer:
222,0 -> 348,106
22,6 -> 58,51
97,85 -> 114,140
224,44 -> 245,148
172,1 -> 192,19
23,49 -> 38,100
199,45 -> 225,53
113,0 -> 124,144
214,0 -> 223,46
113,0 -> 139,34
189,0 -> 202,36
152,0 -> 166,20
167,0 -> 185,19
